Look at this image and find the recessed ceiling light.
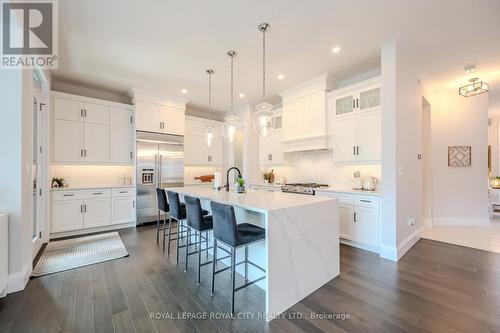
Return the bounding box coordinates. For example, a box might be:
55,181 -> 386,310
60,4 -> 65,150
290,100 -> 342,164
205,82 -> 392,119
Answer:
277,74 -> 284,80
181,89 -> 188,94
331,46 -> 341,54
239,93 -> 245,98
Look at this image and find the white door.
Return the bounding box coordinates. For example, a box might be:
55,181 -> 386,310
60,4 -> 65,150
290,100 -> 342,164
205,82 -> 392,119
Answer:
339,205 -> 354,240
161,106 -> 185,135
53,119 -> 84,162
333,115 -> 357,161
52,200 -> 84,232
135,101 -> 161,132
84,122 -> 109,162
53,98 -> 83,121
357,110 -> 381,161
32,93 -> 46,257
111,197 -> 135,224
83,198 -> 111,228
83,102 -> 109,124
110,126 -> 133,163
353,207 -> 379,247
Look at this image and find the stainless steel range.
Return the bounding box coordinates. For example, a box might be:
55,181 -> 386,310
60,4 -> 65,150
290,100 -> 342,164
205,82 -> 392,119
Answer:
281,183 -> 329,195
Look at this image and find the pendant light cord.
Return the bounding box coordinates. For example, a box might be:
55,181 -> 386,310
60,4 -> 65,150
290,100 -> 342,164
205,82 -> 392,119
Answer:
208,71 -> 212,121
230,54 -> 234,113
262,27 -> 266,99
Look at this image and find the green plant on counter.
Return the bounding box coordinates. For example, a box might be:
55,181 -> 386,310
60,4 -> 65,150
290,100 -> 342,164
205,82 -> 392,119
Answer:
237,177 -> 245,187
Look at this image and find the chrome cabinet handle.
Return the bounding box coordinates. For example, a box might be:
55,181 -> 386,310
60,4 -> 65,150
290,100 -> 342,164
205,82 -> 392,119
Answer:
93,192 -> 103,195
353,212 -> 357,222
132,200 -> 135,208
63,194 -> 74,197
360,199 -> 371,203
119,191 -> 128,193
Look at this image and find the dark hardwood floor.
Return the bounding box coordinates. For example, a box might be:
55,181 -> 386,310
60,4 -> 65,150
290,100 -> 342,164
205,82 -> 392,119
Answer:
1,225 -> 500,333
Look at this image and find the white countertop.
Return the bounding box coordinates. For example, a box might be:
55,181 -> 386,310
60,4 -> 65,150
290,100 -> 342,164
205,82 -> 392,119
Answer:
51,185 -> 135,191
251,183 -> 381,196
166,186 -> 336,214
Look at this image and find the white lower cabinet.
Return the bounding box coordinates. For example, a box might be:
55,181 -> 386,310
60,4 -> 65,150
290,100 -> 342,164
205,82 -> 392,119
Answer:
316,191 -> 380,252
51,188 -> 136,236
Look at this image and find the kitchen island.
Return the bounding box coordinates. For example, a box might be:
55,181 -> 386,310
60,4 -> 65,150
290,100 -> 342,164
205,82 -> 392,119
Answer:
166,186 -> 339,320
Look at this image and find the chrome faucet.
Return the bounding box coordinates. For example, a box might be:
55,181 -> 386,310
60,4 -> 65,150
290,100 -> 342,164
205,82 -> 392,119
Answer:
225,167 -> 242,192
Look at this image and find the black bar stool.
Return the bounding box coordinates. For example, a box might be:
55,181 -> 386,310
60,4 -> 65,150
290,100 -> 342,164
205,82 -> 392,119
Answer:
184,195 -> 214,284
210,201 -> 266,314
155,188 -> 173,252
166,191 -> 208,261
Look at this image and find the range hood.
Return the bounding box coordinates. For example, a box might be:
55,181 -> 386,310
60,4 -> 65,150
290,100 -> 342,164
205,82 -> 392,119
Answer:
279,74 -> 335,152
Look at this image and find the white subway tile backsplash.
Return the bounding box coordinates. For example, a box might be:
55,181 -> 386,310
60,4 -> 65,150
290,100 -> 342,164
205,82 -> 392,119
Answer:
261,150 -> 381,188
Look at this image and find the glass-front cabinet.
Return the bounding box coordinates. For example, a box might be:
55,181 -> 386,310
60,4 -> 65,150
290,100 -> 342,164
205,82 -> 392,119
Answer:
359,86 -> 380,111
334,94 -> 355,116
329,79 -> 381,118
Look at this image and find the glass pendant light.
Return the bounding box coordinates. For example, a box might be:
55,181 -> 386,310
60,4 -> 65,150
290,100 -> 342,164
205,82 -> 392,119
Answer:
204,69 -> 215,147
224,50 -> 242,143
253,23 -> 274,137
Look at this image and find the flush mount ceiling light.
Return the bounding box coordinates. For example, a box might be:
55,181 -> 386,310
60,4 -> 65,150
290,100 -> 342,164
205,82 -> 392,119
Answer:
224,50 -> 243,143
253,23 -> 274,137
459,77 -> 489,97
204,69 -> 215,147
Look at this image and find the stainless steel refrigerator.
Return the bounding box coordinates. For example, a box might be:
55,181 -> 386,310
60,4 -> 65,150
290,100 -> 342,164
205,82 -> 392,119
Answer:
136,131 -> 184,225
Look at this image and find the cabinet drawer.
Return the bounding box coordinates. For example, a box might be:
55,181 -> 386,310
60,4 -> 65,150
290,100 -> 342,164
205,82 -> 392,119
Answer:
316,191 -> 354,205
81,189 -> 111,199
53,191 -> 87,201
354,195 -> 379,208
112,188 -> 136,197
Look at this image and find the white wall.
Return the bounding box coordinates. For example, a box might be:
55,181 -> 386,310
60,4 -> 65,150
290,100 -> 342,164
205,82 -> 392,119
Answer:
380,41 -> 426,261
0,69 -> 35,293
429,90 -> 489,226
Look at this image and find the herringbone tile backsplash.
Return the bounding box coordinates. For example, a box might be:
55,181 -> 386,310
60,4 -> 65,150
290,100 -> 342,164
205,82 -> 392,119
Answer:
261,150 -> 381,187
51,165 -> 134,188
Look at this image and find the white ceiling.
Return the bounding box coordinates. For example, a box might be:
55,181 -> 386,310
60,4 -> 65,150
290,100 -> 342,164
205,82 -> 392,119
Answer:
53,0 -> 500,112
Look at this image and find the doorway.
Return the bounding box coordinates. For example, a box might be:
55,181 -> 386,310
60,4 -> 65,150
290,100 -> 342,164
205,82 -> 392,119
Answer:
32,70 -> 47,258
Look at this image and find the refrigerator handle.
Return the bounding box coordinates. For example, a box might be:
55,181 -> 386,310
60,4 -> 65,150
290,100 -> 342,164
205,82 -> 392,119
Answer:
154,154 -> 158,188
158,155 -> 163,189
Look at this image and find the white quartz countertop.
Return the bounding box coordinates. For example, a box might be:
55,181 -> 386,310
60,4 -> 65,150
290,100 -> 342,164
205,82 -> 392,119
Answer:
51,185 -> 135,191
166,186 -> 336,214
251,183 -> 381,196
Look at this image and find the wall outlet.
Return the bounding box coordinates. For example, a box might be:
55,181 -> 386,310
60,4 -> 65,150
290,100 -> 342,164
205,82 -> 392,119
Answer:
407,217 -> 415,226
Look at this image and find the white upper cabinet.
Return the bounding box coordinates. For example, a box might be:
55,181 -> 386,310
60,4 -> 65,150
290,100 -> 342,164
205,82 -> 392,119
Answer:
51,92 -> 133,164
161,105 -> 185,135
280,74 -> 335,152
184,116 -> 223,165
329,77 -> 381,162
130,88 -> 187,135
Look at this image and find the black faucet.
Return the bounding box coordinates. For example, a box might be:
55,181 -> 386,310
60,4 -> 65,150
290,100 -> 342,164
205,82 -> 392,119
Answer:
225,167 -> 242,192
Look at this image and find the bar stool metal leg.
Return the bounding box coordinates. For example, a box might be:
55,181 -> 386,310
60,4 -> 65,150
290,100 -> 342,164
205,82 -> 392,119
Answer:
211,239 -> 217,295
185,226 -> 191,272
197,231 -> 203,285
176,219 -> 182,263
244,246 -> 248,282
230,247 -> 236,314
156,210 -> 161,243
167,218 -> 173,254
162,214 -> 167,251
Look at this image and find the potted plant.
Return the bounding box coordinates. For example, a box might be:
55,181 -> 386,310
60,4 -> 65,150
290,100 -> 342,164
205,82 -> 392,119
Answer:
236,177 -> 246,193
263,170 -> 274,184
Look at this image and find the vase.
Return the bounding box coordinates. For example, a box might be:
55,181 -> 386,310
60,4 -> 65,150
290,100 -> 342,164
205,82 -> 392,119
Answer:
237,186 -> 245,193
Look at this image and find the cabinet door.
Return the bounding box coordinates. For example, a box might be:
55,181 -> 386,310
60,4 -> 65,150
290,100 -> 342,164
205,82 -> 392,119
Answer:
84,122 -> 109,162
161,106 -> 185,135
135,101 -> 161,132
339,205 -> 354,240
333,94 -> 355,116
52,200 -> 84,232
53,98 -> 84,121
110,107 -> 133,127
357,110 -> 381,161
83,198 -> 111,228
208,137 -> 223,165
83,102 -> 109,124
282,100 -> 299,141
304,92 -> 327,137
353,207 -> 379,247
259,134 -> 271,165
333,115 -> 357,161
111,197 -> 135,225
53,119 -> 84,162
184,135 -> 204,165
110,126 -> 133,163
358,87 -> 380,111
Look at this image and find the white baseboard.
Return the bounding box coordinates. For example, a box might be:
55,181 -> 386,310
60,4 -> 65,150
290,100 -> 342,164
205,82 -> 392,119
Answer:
379,226 -> 423,262
7,261 -> 31,294
432,217 -> 490,227
340,238 -> 379,254
50,222 -> 135,240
